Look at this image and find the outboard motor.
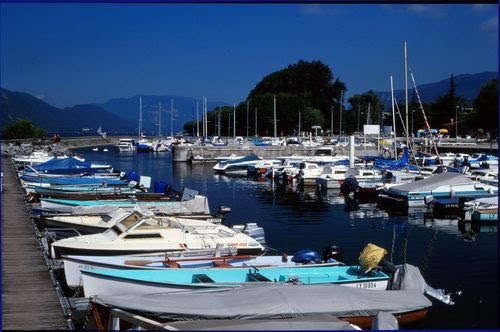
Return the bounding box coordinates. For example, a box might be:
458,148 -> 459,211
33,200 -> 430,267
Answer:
322,245 -> 345,263
341,175 -> 359,195
291,249 -> 321,264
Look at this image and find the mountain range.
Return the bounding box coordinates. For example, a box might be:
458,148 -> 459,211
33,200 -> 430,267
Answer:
1,71 -> 496,134
374,71 -> 497,109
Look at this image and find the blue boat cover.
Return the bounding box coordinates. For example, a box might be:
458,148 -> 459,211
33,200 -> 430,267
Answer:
30,157 -> 91,171
21,175 -> 128,186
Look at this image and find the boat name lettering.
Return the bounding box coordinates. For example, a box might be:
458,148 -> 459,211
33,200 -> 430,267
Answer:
78,264 -> 95,270
356,281 -> 377,289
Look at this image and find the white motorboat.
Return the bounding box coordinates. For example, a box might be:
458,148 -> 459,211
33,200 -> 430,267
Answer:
213,154 -> 263,175
50,214 -> 266,259
116,138 -> 137,152
316,165 -> 349,189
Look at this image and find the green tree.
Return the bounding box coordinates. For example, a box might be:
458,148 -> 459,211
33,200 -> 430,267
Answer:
1,119 -> 47,139
248,60 -> 345,132
472,78 -> 498,137
429,73 -> 465,128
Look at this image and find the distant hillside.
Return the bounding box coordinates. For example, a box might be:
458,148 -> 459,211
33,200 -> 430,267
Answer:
2,71 -> 495,134
375,72 -> 497,108
1,88 -> 135,133
98,95 -> 230,135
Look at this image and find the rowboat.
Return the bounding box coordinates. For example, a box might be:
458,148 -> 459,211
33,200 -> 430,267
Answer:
62,247 -> 342,290
81,264 -> 391,297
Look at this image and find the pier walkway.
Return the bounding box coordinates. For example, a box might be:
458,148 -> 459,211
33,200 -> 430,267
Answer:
1,157 -> 70,330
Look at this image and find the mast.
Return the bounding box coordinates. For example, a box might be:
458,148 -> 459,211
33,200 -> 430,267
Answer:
139,97 -> 142,139
254,107 -> 258,137
390,76 -> 397,160
298,110 -> 301,137
158,101 -> 162,139
170,99 -> 174,138
217,107 -> 221,137
273,94 -> 277,138
404,41 -> 409,147
196,100 -> 199,137
246,100 -> 249,138
339,90 -> 343,136
233,103 -> 236,138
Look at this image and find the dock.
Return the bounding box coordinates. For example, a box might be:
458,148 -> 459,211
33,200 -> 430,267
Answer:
1,156 -> 72,330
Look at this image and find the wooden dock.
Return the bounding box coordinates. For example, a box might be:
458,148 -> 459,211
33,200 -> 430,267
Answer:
1,156 -> 71,330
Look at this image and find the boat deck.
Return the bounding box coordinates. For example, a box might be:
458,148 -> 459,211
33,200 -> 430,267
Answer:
1,156 -> 71,330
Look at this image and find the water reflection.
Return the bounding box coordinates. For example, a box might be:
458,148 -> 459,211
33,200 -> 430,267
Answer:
458,220 -> 498,242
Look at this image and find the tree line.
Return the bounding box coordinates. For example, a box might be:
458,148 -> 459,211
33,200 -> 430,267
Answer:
183,60 -> 498,139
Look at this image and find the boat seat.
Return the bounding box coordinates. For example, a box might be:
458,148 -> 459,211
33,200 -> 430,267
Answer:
246,273 -> 271,282
212,261 -> 233,268
192,274 -> 215,283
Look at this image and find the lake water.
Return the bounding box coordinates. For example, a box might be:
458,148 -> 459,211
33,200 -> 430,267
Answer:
73,145 -> 499,329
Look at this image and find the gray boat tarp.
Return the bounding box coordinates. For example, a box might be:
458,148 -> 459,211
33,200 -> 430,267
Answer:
92,283 -> 431,321
390,263 -> 454,305
388,172 -> 474,194
70,195 -> 211,215
164,315 -> 360,330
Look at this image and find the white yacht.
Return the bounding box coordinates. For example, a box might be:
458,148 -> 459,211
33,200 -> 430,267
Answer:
116,138 -> 137,152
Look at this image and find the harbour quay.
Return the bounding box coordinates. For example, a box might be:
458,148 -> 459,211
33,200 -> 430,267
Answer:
171,144 -> 379,162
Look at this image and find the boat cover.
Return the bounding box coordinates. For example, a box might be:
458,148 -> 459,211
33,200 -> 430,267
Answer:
26,157 -> 92,172
164,315 -> 360,330
69,195 -> 210,215
21,175 -> 127,186
91,283 -> 431,321
387,172 -> 475,194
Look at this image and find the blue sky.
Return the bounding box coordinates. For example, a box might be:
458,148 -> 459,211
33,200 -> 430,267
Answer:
1,3 -> 497,108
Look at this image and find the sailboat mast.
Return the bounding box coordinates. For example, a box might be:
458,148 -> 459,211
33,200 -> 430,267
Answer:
170,99 -> 174,138
298,110 -> 301,137
390,76 -> 397,160
196,100 -> 199,137
139,97 -> 142,139
158,102 -> 162,139
246,100 -> 249,138
404,41 -> 409,147
273,95 -> 277,138
217,107 -> 221,137
339,90 -> 343,136
233,103 -> 236,138
254,108 -> 258,137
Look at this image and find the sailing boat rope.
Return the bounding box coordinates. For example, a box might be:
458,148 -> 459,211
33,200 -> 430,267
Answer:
393,98 -> 419,167
409,67 -> 440,159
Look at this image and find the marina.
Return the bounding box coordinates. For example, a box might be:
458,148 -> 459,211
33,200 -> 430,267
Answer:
1,138 -> 498,330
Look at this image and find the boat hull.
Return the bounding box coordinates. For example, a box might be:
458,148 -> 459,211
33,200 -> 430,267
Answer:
81,265 -> 390,297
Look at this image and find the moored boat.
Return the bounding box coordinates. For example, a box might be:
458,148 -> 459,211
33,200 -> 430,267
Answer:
81,264 -> 391,297
49,214 -> 266,259
62,246 -> 343,290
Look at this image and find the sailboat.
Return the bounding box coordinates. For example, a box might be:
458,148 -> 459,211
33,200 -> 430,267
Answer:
97,125 -> 106,138
136,98 -> 154,152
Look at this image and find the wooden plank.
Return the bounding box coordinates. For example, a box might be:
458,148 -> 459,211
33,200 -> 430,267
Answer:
1,157 -> 70,330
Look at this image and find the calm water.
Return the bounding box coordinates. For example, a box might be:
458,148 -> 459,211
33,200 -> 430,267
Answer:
74,145 -> 499,329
